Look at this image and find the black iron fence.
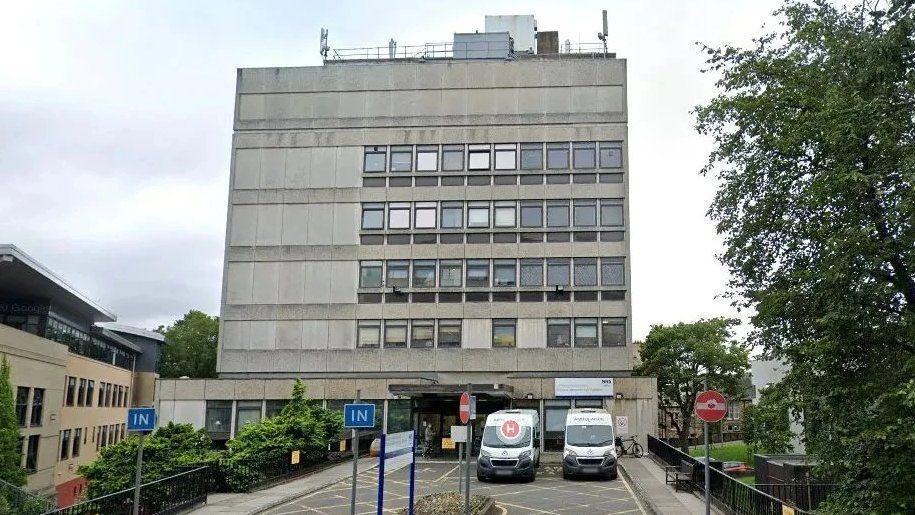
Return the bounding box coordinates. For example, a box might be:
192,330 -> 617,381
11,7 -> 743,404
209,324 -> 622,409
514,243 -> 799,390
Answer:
0,478 -> 56,515
756,483 -> 835,512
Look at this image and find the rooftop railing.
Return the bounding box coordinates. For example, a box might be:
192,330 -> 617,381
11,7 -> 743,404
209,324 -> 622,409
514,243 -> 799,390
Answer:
326,41 -> 607,61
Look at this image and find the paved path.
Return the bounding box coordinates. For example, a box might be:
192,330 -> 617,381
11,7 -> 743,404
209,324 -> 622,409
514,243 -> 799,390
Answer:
619,457 -> 721,515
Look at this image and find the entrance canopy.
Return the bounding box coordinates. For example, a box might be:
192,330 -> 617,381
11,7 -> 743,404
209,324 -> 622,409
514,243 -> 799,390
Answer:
389,383 -> 514,398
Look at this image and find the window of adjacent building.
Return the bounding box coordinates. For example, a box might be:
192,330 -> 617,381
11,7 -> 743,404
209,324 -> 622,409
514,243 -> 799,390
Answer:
25,435 -> 39,473
520,201 -> 543,227
546,143 -> 570,169
412,260 -> 436,288
520,259 -> 544,286
60,429 -> 71,460
492,319 -> 517,347
85,381 -> 94,409
547,259 -> 570,286
493,260 -> 517,287
466,260 -> 490,287
72,428 -> 82,458
30,388 -> 43,427
15,387 -> 28,427
410,320 -> 434,348
546,201 -> 570,227
235,401 -> 262,434
440,202 -> 463,228
124,387 -> 129,407
437,320 -> 462,348
520,143 -> 543,170
414,202 -> 437,229
494,202 -> 516,228
360,261 -> 383,288
416,145 -> 439,171
467,202 -> 490,228
265,400 -> 288,419
77,379 -> 87,407
385,261 -> 409,288
389,146 -> 413,172
205,400 -> 232,438
467,144 -> 491,170
442,145 -> 465,171
384,320 -> 408,348
602,319 -> 626,347
98,383 -> 106,406
439,260 -> 462,287
573,141 -> 596,169
573,199 -> 598,227
601,259 -> 625,286
106,383 -> 113,407
363,146 -> 386,172
65,376 -> 76,406
494,144 -> 517,170
599,142 -> 623,168
388,202 -> 411,229
361,203 -> 385,229
357,321 -> 381,348
117,386 -> 124,407
575,319 -> 599,347
547,318 -> 571,347
574,258 -> 598,286
600,200 -> 624,227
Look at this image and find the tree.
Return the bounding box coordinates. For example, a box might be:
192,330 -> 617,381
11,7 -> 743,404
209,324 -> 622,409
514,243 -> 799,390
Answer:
635,318 -> 750,452
156,310 -> 218,378
742,383 -> 794,456
0,356 -> 26,486
695,1 -> 915,511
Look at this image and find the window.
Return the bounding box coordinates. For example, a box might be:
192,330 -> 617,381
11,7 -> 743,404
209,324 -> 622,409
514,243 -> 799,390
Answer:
412,202 -> 436,229
85,381 -> 94,410
236,401 -> 263,433
520,201 -> 543,227
205,400 -> 232,439
575,319 -> 599,347
360,261 -> 383,288
520,143 -> 543,170
546,201 -> 569,227
493,260 -> 517,287
466,260 -> 490,287
100,426 -> 108,447
493,202 -> 516,228
410,320 -> 434,348
361,203 -> 385,229
118,385 -> 124,407
97,383 -> 105,406
106,383 -> 113,407
547,319 -> 571,347
547,259 -> 570,286
573,141 -> 596,168
363,146 -> 386,172
384,320 -> 407,348
546,143 -> 569,169
601,319 -> 626,347
60,429 -> 71,460
357,321 -> 381,348
574,259 -> 598,286
440,202 -> 463,228
437,320 -> 462,348
15,387 -> 28,427
388,203 -> 410,229
468,144 -> 491,170
467,202 -> 490,228
416,145 -> 438,171
73,428 -> 82,458
520,259 -> 543,286
124,387 -> 129,407
600,200 -> 624,227
30,388 -> 43,426
389,146 -> 413,172
385,261 -> 409,288
492,319 -> 517,347
442,145 -> 464,171
599,142 -> 623,168
65,377 -> 76,406
412,260 -> 436,287
601,259 -> 625,286
494,144 -> 516,170
77,379 -> 86,406
25,435 -> 39,473
439,260 -> 462,287
573,199 -> 597,227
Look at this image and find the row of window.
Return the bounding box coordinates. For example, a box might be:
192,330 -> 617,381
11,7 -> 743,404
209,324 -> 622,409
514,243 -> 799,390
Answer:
359,230 -> 625,245
363,142 -> 624,173
356,318 -> 627,349
359,258 -> 625,289
64,376 -> 130,409
46,318 -> 135,370
15,387 -> 45,427
59,424 -> 126,461
358,290 -> 625,304
361,199 -> 624,231
363,172 -> 624,188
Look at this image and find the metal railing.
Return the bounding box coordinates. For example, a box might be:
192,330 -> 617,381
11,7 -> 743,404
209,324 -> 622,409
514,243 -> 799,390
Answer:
327,40 -> 606,61
756,483 -> 835,512
0,478 -> 56,515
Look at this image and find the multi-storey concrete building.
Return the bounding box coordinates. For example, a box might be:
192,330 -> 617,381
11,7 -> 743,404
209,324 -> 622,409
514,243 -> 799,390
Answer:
156,17 -> 657,453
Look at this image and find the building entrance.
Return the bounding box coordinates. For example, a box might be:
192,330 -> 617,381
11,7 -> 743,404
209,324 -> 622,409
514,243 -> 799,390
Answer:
410,395 -> 508,459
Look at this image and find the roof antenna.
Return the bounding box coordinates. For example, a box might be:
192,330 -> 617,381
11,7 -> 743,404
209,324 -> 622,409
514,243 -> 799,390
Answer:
597,10 -> 608,57
319,28 -> 330,62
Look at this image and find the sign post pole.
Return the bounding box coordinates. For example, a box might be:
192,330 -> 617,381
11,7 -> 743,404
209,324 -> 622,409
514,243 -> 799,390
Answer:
350,389 -> 361,515
464,384 -> 472,515
408,435 -> 416,515
694,385 -> 726,515
126,407 -> 156,515
704,379 -> 710,515
132,433 -> 144,515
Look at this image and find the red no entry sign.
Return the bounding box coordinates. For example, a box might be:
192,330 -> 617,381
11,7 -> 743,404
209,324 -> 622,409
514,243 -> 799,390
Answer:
459,392 -> 470,424
695,390 -> 728,423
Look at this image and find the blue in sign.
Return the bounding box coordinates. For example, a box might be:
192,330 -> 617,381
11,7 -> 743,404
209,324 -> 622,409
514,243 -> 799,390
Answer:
343,403 -> 375,428
127,407 -> 157,432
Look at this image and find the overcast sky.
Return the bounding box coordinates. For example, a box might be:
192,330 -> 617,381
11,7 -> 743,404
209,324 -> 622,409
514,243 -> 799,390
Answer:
0,0 -> 780,338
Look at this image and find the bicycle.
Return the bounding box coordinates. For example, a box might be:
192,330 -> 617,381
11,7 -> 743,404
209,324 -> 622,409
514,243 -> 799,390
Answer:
615,435 -> 644,458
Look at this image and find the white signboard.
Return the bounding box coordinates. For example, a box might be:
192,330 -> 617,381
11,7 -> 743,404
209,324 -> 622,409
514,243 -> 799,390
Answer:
555,377 -> 615,397
615,416 -> 629,436
450,425 -> 467,443
381,430 -> 414,472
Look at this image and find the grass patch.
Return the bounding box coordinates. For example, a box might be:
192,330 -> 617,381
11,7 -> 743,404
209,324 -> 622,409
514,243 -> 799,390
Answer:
688,441 -> 751,463
737,476 -> 756,485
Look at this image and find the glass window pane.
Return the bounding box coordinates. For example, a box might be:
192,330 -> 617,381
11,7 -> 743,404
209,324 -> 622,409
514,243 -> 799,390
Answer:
411,320 -> 434,348
546,143 -> 569,169
600,201 -> 624,227
390,146 -> 413,172
466,260 -> 490,287
357,321 -> 381,348
575,319 -> 599,347
467,205 -> 490,228
388,204 -> 410,229
384,321 -> 407,348
416,146 -> 438,171
386,261 -> 409,287
442,145 -> 464,171
493,260 -> 517,287
599,142 -> 623,168
601,261 -> 624,286
362,206 -> 383,229
414,202 -> 437,228
494,204 -> 516,228
546,202 -> 569,227
520,203 -> 543,227
601,319 -> 626,347
236,401 -> 263,432
492,320 -> 516,347
547,319 -> 571,347
574,259 -> 598,286
439,261 -> 463,287
573,201 -> 597,227
468,145 -> 490,170
412,261 -> 436,287
364,146 -> 386,172
547,259 -> 570,286
440,202 -> 463,228
573,142 -> 596,169
360,262 -> 383,287
495,144 -> 516,170
520,260 -> 543,286
438,320 -> 462,348
520,143 -> 543,170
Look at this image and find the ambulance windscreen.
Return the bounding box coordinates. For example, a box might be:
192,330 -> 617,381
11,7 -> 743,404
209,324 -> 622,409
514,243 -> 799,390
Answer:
565,424 -> 614,447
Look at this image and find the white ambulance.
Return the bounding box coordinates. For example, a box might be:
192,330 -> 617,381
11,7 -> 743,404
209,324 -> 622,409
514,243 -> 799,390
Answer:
562,408 -> 617,479
477,409 -> 540,481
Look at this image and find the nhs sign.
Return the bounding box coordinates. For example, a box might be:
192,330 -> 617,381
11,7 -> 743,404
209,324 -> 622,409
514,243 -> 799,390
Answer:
343,403 -> 375,428
127,407 -> 157,432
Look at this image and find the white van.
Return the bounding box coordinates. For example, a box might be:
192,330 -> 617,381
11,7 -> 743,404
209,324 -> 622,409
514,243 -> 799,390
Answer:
562,408 -> 617,479
477,409 -> 540,481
